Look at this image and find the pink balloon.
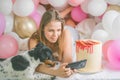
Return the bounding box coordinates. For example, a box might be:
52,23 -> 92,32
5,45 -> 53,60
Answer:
102,40 -> 113,61
0,34 -> 18,59
0,13 -> 6,37
29,9 -> 41,29
32,0 -> 40,8
12,0 -> 16,4
71,6 -> 88,22
106,63 -> 120,70
107,40 -> 120,70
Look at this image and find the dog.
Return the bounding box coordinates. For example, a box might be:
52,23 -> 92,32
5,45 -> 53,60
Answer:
0,42 -> 56,80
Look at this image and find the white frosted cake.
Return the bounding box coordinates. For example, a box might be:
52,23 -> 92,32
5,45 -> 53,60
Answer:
76,39 -> 102,73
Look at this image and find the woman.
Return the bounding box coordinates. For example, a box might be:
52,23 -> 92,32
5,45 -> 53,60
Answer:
28,9 -> 76,78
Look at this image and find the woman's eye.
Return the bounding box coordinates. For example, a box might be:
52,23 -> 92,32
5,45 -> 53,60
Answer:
57,29 -> 61,32
48,30 -> 53,32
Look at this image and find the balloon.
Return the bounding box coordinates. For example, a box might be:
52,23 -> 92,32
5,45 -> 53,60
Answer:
4,13 -> 14,34
68,0 -> 85,6
87,0 -> 107,16
71,6 -> 88,22
93,23 -> 104,31
65,25 -> 80,41
107,40 -> 120,70
0,13 -> 6,37
0,34 -> 18,59
29,9 -> 41,29
37,5 -> 46,16
91,30 -> 109,43
39,0 -> 49,5
102,40 -> 113,61
9,32 -> 20,42
81,0 -> 91,13
32,0 -> 40,8
0,0 -> 12,15
14,15 -> 37,39
107,5 -> 120,13
102,10 -> 120,34
75,18 -> 96,39
47,0 -> 68,11
19,38 -> 29,51
106,0 -> 120,5
13,0 -> 34,17
12,0 -> 16,4
48,0 -> 68,7
111,15 -> 120,39
9,32 -> 28,51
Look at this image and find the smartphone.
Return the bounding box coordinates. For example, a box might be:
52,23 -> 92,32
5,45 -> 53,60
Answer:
66,59 -> 87,69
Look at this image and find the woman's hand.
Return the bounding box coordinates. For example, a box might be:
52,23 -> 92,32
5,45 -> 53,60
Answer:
54,63 -> 74,78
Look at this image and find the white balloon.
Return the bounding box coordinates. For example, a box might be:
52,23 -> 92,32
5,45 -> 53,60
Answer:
0,0 -> 12,15
9,32 -> 20,42
88,0 -> 107,16
105,0 -> 120,5
4,13 -> 14,33
81,0 -> 91,13
19,38 -> 29,51
93,23 -> 104,31
91,29 -> 109,43
111,15 -> 120,39
37,5 -> 46,16
13,0 -> 34,17
102,10 -> 120,34
65,25 -> 80,41
48,0 -> 68,7
75,18 -> 96,39
48,0 -> 68,11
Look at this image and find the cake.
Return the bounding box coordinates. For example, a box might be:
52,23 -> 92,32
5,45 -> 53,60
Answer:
76,39 -> 102,73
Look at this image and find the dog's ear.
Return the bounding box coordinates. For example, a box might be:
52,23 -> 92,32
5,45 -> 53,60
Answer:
11,55 -> 30,71
28,42 -> 44,60
37,47 -> 55,62
28,49 -> 35,57
36,42 -> 44,48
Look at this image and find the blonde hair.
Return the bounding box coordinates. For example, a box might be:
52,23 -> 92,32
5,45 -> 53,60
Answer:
31,9 -> 65,61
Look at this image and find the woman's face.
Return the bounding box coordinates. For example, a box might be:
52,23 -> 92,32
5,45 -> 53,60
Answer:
44,20 -> 62,43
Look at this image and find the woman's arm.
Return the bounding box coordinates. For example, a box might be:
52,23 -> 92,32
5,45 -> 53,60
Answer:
62,29 -> 73,63
35,63 -> 73,78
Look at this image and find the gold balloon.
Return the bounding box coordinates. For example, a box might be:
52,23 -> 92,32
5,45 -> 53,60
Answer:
107,5 -> 120,13
14,15 -> 37,39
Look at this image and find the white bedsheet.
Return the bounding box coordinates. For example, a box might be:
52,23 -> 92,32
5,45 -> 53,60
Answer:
55,66 -> 120,80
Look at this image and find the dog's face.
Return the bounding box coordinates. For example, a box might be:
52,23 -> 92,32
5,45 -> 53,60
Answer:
28,42 -> 55,62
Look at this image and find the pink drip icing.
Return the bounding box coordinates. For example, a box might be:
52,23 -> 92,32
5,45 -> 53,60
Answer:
76,40 -> 99,54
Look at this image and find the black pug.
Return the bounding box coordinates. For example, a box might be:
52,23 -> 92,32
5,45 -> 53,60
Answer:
0,42 -> 56,80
